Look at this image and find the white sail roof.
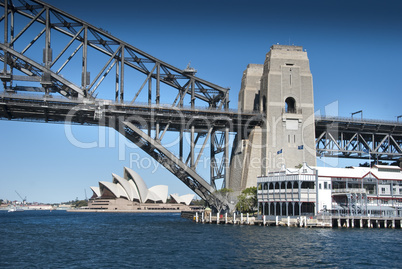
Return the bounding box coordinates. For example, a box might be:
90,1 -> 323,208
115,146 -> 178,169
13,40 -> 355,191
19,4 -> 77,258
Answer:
148,185 -> 168,203
170,193 -> 194,205
124,167 -> 149,203
112,173 -> 140,202
99,181 -> 128,200
90,186 -> 101,198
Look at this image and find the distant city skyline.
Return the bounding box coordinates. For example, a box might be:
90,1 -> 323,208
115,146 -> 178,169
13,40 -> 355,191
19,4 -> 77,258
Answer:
1,0 -> 401,203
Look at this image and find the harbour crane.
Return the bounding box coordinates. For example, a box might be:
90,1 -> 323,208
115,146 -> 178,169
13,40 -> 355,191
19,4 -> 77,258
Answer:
15,191 -> 27,204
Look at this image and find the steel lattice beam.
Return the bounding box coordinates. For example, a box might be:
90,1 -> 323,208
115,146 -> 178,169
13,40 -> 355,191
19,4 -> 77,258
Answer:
315,116 -> 402,161
0,0 -> 229,107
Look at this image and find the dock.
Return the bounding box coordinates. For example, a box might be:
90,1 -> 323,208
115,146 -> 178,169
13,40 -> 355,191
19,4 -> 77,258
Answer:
181,211 -> 402,228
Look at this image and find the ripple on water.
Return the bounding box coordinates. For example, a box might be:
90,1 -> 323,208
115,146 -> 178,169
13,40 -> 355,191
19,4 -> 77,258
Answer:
0,211 -> 401,268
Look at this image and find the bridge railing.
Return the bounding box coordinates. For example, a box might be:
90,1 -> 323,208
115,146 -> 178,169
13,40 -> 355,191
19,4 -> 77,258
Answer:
0,91 -> 262,115
315,115 -> 401,125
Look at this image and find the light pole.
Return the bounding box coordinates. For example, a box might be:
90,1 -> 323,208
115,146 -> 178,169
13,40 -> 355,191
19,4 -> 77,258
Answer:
351,110 -> 363,120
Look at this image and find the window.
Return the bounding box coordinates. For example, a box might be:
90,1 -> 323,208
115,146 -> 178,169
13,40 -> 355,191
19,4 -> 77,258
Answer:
381,187 -> 386,194
324,182 -> 328,189
328,183 -> 331,190
319,183 -> 322,189
285,97 -> 296,113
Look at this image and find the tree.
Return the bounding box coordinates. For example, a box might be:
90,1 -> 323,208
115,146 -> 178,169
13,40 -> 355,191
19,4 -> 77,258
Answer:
236,187 -> 257,214
72,200 -> 88,208
211,188 -> 233,213
191,199 -> 207,206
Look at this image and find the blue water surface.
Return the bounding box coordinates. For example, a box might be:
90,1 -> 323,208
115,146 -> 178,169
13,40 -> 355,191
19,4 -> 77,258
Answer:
0,210 -> 401,268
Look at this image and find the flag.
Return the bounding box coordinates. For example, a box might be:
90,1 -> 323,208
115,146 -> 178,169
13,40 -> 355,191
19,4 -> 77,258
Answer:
277,149 -> 282,155
298,145 -> 304,150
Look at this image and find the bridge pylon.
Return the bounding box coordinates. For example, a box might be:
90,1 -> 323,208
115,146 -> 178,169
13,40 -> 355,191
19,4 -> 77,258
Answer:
229,45 -> 316,194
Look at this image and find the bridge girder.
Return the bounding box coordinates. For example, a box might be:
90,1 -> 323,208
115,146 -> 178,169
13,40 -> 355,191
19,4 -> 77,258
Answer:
315,116 -> 402,162
0,0 -> 229,108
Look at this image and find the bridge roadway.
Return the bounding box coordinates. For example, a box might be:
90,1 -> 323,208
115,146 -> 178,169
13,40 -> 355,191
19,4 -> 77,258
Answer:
0,92 -> 262,131
2,92 -> 401,162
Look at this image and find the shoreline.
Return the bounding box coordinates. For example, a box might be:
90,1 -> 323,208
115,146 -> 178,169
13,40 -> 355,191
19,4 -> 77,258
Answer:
68,208 -> 187,213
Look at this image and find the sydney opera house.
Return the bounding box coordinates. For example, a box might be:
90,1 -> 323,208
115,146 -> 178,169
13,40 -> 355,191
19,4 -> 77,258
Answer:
88,167 -> 195,211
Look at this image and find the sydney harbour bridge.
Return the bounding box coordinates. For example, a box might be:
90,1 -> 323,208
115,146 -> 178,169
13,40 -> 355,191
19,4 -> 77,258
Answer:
1,0 -> 401,210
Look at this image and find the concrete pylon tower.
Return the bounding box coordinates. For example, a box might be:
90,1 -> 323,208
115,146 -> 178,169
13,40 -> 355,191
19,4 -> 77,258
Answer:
261,45 -> 316,171
229,45 -> 316,194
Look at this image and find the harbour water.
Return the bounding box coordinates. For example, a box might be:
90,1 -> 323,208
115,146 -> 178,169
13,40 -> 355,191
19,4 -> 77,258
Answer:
1,210 -> 401,268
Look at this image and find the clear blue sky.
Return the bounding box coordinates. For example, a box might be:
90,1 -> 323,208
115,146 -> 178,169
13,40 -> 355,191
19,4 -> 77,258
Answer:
1,0 -> 401,203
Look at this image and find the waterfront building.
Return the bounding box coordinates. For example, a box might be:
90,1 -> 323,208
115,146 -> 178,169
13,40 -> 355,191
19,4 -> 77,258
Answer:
88,167 -> 194,210
257,164 -> 402,217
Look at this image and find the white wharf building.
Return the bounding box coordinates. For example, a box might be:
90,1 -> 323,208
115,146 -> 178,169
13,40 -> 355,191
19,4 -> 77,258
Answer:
257,164 -> 402,217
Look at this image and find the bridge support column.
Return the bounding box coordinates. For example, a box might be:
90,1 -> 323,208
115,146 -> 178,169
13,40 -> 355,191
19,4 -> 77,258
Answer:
224,126 -> 229,188
190,125 -> 195,168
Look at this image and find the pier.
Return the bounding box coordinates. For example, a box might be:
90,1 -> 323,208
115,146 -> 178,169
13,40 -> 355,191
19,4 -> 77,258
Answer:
181,211 -> 402,229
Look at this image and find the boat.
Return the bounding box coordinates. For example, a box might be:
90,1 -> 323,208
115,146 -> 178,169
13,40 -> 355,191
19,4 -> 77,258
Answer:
8,207 -> 24,212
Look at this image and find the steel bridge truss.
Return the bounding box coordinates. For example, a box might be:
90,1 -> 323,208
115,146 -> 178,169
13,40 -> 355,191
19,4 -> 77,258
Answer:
315,117 -> 402,162
0,0 -> 241,210
0,0 -> 229,108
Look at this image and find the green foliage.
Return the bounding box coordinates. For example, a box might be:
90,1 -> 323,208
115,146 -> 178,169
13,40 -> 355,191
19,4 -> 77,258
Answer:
72,200 -> 88,208
236,187 -> 257,213
211,188 -> 233,212
191,199 -> 207,206
216,188 -> 233,196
